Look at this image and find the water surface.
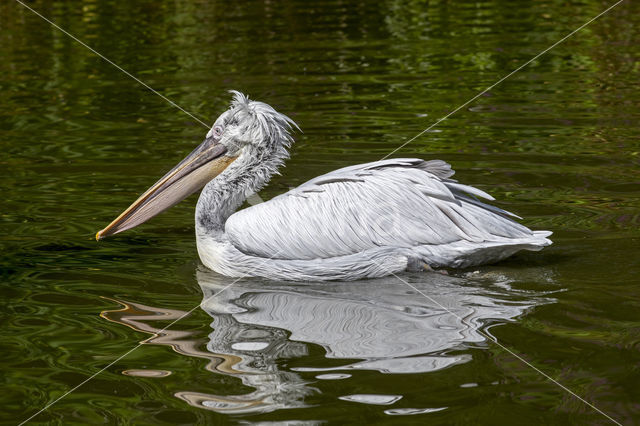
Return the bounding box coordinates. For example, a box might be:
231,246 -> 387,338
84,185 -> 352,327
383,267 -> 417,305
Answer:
1,0 -> 639,424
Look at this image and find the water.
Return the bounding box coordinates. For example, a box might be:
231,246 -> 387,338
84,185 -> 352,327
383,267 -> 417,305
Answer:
1,0 -> 639,424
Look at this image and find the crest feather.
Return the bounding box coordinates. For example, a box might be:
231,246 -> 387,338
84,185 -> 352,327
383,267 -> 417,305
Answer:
229,90 -> 250,112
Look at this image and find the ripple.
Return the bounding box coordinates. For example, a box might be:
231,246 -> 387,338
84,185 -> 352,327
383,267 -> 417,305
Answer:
339,394 -> 402,405
384,407 -> 448,415
122,369 -> 172,378
315,373 -> 351,380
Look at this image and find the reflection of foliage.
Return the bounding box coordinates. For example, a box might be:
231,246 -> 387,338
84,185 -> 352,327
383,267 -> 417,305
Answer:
385,0 -> 431,40
550,53 -> 596,72
452,52 -> 496,70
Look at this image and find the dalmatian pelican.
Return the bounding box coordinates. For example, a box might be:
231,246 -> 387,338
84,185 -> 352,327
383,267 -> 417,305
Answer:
96,91 -> 552,281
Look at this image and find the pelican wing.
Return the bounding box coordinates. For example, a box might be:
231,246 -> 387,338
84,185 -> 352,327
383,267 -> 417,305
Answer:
225,158 -> 534,260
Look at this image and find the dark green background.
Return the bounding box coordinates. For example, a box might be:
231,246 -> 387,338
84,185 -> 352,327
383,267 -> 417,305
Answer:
1,0 -> 639,424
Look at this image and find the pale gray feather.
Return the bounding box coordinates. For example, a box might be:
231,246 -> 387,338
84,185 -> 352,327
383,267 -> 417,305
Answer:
225,158 -> 542,261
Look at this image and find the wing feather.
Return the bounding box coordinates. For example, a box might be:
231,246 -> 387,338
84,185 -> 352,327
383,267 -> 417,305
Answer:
225,158 -> 533,260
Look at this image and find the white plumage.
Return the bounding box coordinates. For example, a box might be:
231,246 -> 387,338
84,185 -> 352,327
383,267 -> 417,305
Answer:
226,158 -> 546,260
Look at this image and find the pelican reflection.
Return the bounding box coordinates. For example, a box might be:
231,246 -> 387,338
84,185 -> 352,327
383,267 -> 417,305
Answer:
102,268 -> 557,415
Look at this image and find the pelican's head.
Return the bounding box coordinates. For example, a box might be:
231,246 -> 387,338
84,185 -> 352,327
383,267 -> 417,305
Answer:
96,91 -> 298,240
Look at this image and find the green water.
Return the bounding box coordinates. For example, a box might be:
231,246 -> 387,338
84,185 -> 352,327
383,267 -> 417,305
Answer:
2,0 -> 640,424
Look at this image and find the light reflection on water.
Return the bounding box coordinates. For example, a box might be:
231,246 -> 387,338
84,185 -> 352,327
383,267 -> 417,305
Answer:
102,267 -> 558,415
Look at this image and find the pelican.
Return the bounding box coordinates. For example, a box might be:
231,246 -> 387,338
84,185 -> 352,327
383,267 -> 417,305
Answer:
96,91 -> 552,281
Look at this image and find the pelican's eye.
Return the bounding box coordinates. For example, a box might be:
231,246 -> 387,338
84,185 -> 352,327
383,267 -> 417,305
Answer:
213,125 -> 224,138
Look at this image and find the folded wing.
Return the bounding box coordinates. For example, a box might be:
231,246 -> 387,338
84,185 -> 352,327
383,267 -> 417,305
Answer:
225,158 -> 534,260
